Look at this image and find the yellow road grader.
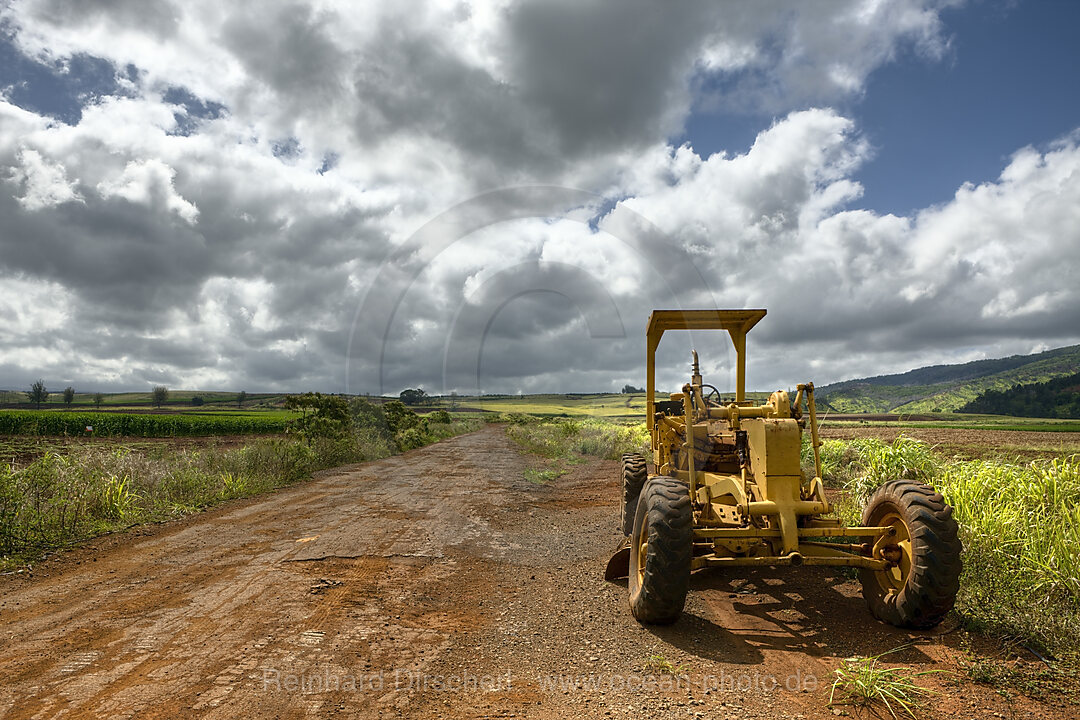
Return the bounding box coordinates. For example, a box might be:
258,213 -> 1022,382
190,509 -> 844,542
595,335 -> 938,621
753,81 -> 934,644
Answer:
606,309 -> 961,627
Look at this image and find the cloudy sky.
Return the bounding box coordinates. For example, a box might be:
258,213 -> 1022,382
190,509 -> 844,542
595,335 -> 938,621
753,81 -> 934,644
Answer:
2,0 -> 1079,397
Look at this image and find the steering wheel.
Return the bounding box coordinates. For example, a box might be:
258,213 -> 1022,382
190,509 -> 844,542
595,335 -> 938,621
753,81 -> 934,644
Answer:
701,384 -> 723,407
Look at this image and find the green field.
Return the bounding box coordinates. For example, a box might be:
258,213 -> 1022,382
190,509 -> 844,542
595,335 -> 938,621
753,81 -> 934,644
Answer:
444,393 -> 1080,431
0,389 -> 290,411
0,410 -> 290,437
7,387 -> 1080,437
811,435 -> 1080,660
454,393 -> 647,420
446,391 -> 772,421
820,413 -> 1080,433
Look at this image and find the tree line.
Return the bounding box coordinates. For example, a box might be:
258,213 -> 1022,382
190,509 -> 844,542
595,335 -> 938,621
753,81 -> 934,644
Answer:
958,372 -> 1080,419
19,381 -> 249,410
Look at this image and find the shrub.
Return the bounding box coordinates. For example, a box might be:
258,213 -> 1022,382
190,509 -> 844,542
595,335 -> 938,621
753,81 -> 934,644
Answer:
395,427 -> 430,451
382,400 -> 422,433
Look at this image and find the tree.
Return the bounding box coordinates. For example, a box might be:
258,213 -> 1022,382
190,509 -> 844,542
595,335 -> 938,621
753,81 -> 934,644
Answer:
93,393 -> 105,409
191,396 -> 204,406
27,379 -> 48,409
621,384 -> 644,394
284,392 -> 351,443
449,391 -> 459,410
237,390 -> 248,408
152,386 -> 169,408
399,388 -> 429,406
63,386 -> 75,405
382,400 -> 422,433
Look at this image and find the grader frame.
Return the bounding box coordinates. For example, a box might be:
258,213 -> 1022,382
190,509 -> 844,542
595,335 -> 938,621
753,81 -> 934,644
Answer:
607,309 -> 961,627
647,309 -> 892,572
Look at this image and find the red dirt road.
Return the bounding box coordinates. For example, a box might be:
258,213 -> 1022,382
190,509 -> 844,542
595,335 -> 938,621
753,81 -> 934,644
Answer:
0,426 -> 1070,719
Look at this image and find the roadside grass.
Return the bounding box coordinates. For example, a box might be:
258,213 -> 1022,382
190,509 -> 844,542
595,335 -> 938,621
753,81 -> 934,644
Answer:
505,416 -> 649,461
504,416 -> 649,484
828,647 -> 941,719
940,455 -> 1080,658
0,405 -> 480,569
808,434 -> 1080,664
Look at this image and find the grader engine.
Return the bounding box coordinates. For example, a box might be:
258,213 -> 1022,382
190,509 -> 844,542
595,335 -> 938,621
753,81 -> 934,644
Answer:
606,310 -> 961,627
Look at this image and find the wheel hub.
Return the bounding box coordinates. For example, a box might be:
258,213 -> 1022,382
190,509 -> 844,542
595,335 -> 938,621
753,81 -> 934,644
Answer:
875,511 -> 912,594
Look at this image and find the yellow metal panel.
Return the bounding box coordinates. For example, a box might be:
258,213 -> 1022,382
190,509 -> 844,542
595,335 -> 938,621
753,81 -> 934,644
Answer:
646,309 -> 767,336
745,418 -> 802,485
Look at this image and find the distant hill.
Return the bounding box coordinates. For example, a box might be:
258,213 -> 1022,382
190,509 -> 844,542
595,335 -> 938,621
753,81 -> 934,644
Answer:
816,344 -> 1080,414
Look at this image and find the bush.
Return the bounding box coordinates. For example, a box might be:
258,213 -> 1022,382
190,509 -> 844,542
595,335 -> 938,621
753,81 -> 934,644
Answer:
395,427 -> 430,451
429,410 -> 452,424
382,400 -> 422,434
350,398 -> 391,434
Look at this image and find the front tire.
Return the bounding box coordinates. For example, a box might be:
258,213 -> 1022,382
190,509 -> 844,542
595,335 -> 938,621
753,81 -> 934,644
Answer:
860,480 -> 962,629
620,453 -> 647,536
629,476 -> 692,624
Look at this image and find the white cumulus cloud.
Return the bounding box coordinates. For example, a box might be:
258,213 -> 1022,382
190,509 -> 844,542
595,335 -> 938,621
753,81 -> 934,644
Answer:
0,0 -> 1076,395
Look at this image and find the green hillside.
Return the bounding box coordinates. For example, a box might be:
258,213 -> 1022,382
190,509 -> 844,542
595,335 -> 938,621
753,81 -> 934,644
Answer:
817,344 -> 1080,414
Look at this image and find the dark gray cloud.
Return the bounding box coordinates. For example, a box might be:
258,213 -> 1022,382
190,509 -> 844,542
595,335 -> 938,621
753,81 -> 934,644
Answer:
503,0 -> 719,157
27,0 -> 180,38
222,3 -> 347,112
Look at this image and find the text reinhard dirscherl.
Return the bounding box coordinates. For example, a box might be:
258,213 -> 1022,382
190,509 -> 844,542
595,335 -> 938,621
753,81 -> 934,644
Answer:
260,668 -> 819,695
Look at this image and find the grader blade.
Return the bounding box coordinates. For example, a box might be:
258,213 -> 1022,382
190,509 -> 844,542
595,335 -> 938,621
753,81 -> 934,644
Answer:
604,537 -> 631,580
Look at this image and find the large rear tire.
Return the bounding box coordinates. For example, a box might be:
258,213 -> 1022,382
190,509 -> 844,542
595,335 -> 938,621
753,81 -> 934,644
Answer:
629,476 -> 692,624
860,480 -> 962,629
620,453 -> 647,536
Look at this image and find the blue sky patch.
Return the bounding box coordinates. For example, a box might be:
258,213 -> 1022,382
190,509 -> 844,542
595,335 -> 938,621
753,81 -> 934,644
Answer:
680,1 -> 1080,217
0,32 -> 123,124
163,85 -> 227,136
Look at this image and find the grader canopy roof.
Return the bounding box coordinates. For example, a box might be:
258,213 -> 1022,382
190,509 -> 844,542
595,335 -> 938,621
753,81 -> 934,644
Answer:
646,309 -> 767,429
645,309 -> 766,338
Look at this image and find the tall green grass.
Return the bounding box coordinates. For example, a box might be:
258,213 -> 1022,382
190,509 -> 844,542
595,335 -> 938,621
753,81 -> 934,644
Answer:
815,434 -> 1080,657
506,417 -> 649,461
940,455 -> 1080,653
0,439 -> 319,555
